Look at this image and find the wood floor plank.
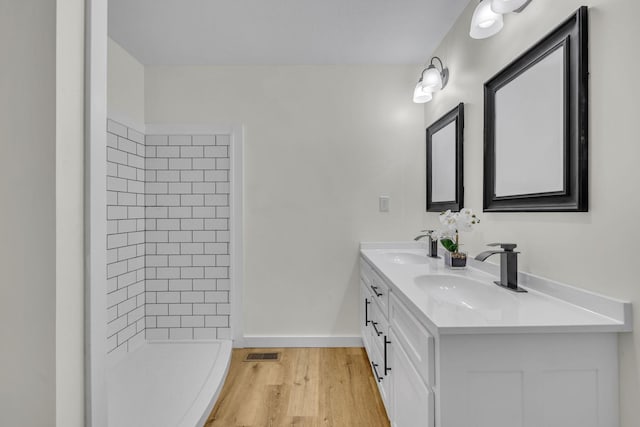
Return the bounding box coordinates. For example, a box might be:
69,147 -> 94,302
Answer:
205,348 -> 390,427
287,348 -> 320,418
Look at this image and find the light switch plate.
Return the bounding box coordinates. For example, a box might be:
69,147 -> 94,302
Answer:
379,196 -> 390,212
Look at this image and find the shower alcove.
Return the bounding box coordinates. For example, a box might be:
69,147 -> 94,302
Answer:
90,115 -> 244,427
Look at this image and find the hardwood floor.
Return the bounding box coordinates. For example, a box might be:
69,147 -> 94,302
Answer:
204,347 -> 390,427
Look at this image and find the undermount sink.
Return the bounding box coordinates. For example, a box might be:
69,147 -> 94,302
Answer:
414,274 -> 517,310
380,252 -> 428,265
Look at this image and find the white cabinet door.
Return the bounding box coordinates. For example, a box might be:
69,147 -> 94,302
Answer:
390,329 -> 434,427
390,293 -> 434,386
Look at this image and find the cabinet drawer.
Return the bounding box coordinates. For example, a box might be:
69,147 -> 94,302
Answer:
361,280 -> 371,328
361,258 -> 390,318
369,269 -> 390,319
390,293 -> 435,386
369,331 -> 391,413
362,285 -> 386,355
360,259 -> 374,286
369,297 -> 388,356
361,281 -> 374,355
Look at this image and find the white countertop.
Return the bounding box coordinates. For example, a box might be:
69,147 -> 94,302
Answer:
361,242 -> 632,335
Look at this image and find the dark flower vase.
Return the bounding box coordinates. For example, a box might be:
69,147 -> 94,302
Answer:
444,251 -> 467,269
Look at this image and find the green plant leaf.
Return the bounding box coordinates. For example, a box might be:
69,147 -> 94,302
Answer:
440,238 -> 458,252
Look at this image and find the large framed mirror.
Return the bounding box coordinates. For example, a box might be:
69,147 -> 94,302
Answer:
427,103 -> 464,212
483,7 -> 588,212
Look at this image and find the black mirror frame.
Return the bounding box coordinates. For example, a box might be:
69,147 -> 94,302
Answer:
483,6 -> 588,212
426,103 -> 464,212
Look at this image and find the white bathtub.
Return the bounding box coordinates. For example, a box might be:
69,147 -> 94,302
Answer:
107,340 -> 232,427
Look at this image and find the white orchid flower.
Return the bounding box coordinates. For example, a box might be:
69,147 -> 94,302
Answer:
432,208 -> 480,255
429,228 -> 450,240
437,208 -> 480,234
439,210 -> 453,225
456,208 -> 480,231
438,210 -> 458,231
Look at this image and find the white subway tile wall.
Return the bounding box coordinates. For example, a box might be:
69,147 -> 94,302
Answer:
106,120 -> 233,354
144,132 -> 231,341
106,120 -> 146,355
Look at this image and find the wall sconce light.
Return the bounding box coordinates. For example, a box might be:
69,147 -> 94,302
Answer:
470,0 -> 532,39
490,0 -> 532,14
413,80 -> 433,103
412,57 -> 448,104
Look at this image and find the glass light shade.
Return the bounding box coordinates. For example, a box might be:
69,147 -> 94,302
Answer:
490,0 -> 530,14
421,65 -> 443,91
470,0 -> 504,39
413,82 -> 433,104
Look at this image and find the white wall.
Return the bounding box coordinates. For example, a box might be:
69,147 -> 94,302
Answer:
145,65 -> 424,338
422,1 -> 640,425
108,38 -> 145,129
0,2 -> 85,425
56,0 -> 86,425
0,2 -> 56,425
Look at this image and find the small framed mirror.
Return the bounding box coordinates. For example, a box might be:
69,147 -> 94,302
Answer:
426,103 -> 464,212
483,7 -> 588,212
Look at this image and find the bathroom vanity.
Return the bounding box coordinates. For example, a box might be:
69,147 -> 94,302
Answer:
360,242 -> 631,427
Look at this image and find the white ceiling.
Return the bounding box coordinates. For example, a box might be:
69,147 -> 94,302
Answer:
108,0 -> 470,66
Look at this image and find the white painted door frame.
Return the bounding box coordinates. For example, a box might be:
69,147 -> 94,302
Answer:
85,1 -> 108,426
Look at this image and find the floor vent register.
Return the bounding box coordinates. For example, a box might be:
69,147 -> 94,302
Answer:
244,352 -> 281,362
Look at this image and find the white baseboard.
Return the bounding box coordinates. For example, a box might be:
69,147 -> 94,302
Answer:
241,335 -> 363,348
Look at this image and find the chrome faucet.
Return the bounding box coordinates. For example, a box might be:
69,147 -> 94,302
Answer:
414,230 -> 439,258
475,243 -> 527,293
